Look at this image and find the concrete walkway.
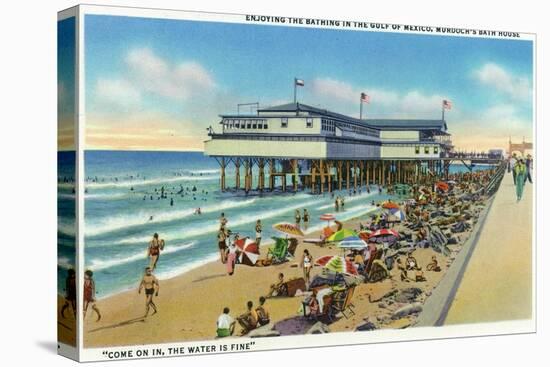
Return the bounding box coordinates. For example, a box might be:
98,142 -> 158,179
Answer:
444,172 -> 533,324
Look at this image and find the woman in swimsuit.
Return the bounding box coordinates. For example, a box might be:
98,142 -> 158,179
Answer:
83,270 -> 101,321
225,235 -> 240,276
148,233 -> 162,270
301,249 -> 313,288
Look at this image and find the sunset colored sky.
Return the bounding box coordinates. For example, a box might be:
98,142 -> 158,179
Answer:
77,15 -> 534,152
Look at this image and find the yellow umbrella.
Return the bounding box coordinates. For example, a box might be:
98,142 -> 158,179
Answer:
272,222 -> 305,238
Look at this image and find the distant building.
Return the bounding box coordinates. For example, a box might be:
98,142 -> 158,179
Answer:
204,102 -> 452,160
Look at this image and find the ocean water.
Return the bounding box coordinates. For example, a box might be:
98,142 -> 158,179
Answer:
57,151 -> 493,298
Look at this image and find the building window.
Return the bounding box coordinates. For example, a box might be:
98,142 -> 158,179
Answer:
281,117 -> 288,128
424,146 -> 430,154
306,117 -> 313,128
252,120 -> 257,129
415,146 -> 420,154
263,121 -> 268,129
246,121 -> 251,129
434,146 -> 439,154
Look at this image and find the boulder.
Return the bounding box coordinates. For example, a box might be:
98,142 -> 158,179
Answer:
248,324 -> 281,338
356,321 -> 377,331
392,302 -> 423,319
306,321 -> 330,334
394,287 -> 423,303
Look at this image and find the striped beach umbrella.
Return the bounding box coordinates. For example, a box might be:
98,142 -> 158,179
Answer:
337,236 -> 368,249
272,222 -> 304,238
327,228 -> 358,242
370,228 -> 400,238
235,238 -> 260,266
382,201 -> 400,210
315,255 -> 358,275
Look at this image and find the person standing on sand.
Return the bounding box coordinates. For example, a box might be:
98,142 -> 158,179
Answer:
255,220 -> 262,246
300,249 -> 313,288
61,268 -> 76,319
510,153 -> 518,185
294,209 -> 301,227
83,270 -> 101,321
138,267 -> 160,317
147,233 -> 164,270
303,209 -> 309,230
514,159 -> 527,202
525,154 -> 533,184
217,229 -> 228,263
225,235 -> 240,276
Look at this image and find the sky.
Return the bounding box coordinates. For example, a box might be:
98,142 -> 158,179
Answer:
58,17 -> 76,151
81,14 -> 534,152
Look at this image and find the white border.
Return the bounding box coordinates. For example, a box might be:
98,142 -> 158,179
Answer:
71,4 -> 537,362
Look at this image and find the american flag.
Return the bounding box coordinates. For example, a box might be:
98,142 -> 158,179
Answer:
295,78 -> 305,86
361,92 -> 370,103
443,99 -> 452,109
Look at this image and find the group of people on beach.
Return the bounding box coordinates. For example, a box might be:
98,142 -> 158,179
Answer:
508,153 -> 533,202
294,209 -> 310,228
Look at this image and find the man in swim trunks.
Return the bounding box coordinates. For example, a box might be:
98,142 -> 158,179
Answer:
83,270 -> 102,321
147,233 -> 163,270
138,267 -> 160,318
217,228 -> 227,263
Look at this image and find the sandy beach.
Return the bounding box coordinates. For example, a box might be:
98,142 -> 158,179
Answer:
82,183 -> 486,348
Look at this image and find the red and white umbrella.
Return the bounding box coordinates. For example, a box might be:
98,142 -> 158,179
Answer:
235,238 -> 260,266
315,255 -> 358,275
320,213 -> 336,222
370,228 -> 400,238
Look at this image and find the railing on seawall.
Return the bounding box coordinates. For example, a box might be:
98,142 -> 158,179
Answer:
484,161 -> 507,197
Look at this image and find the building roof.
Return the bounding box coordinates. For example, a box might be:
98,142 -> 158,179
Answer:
256,102 -> 447,131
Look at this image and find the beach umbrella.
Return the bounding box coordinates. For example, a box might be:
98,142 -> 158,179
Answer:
235,238 -> 260,266
382,201 -> 400,210
327,228 -> 358,242
320,213 -> 336,223
272,222 -> 304,238
436,181 -> 449,192
337,236 -> 368,249
370,228 -> 400,238
358,230 -> 371,241
315,255 -> 358,275
387,209 -> 406,222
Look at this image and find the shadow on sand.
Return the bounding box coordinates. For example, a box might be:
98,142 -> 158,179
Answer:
88,317 -> 146,333
192,273 -> 227,283
272,316 -> 316,336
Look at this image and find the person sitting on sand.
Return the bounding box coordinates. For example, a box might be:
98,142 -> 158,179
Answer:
138,267 -> 159,318
426,255 -> 441,272
61,268 -> 76,319
237,301 -> 258,335
147,233 -> 164,270
216,307 -> 235,338
405,253 -> 426,282
266,273 -> 287,298
83,270 -> 101,321
255,296 -> 270,326
396,258 -> 410,282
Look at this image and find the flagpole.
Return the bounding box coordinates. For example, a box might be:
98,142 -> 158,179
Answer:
294,78 -> 297,104
360,98 -> 363,120
442,103 -> 445,121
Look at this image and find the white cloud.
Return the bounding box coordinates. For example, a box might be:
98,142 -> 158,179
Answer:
93,47 -> 217,108
474,63 -> 531,101
125,48 -> 216,100
95,78 -> 141,107
309,77 -> 447,118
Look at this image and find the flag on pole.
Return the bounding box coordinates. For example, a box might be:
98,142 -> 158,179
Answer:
361,92 -> 370,103
295,78 -> 305,87
443,99 -> 452,109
